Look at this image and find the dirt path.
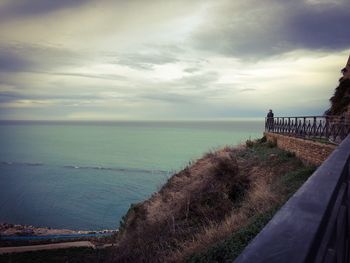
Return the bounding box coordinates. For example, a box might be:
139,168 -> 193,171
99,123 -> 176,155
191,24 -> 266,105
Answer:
0,241 -> 95,254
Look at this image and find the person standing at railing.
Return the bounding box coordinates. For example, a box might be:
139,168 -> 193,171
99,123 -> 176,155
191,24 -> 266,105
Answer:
267,109 -> 274,131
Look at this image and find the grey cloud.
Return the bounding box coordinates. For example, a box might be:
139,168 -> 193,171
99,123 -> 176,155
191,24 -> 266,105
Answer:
143,44 -> 186,54
50,72 -> 127,81
239,88 -> 256,92
0,91 -> 24,103
0,49 -> 31,72
0,0 -> 91,22
286,3 -> 350,50
0,43 -> 127,82
192,0 -> 350,58
184,67 -> 201,73
139,93 -> 194,104
0,91 -> 101,103
116,52 -> 179,70
0,43 -> 89,73
123,71 -> 220,105
179,71 -> 219,89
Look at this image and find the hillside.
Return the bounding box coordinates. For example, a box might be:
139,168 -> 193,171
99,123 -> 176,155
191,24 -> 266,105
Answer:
109,138 -> 315,263
326,78 -> 350,117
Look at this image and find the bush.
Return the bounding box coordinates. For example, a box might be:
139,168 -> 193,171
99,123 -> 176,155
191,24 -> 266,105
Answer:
245,139 -> 254,148
328,79 -> 350,115
257,136 -> 267,143
267,140 -> 277,148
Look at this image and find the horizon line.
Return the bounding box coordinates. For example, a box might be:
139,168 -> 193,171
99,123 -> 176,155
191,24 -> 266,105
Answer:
0,118 -> 266,122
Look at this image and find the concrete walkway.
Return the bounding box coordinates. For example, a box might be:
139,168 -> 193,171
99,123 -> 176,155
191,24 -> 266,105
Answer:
0,241 -> 95,255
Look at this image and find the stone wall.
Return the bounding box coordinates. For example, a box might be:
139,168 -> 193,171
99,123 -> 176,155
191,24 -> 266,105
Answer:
264,132 -> 336,166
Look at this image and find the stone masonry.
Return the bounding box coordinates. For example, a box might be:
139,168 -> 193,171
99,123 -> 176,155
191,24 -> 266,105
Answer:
264,132 -> 336,166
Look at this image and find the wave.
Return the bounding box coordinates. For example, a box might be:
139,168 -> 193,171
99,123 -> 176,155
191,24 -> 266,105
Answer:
62,165 -> 168,174
0,161 -> 168,174
0,161 -> 43,166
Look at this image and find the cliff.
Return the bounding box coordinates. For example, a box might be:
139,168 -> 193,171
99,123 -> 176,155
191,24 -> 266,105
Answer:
327,79 -> 350,118
109,138 -> 315,263
326,55 -> 350,118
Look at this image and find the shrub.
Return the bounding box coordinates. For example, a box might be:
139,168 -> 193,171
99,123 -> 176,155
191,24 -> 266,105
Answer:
267,140 -> 277,148
328,79 -> 350,115
245,139 -> 254,148
257,136 -> 267,143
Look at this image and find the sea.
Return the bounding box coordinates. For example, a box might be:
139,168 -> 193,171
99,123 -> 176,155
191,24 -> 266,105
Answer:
0,120 -> 263,231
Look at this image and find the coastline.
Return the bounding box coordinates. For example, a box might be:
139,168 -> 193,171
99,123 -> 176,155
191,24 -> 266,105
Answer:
0,222 -> 116,237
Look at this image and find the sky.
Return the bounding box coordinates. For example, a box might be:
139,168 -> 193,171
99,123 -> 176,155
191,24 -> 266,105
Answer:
0,0 -> 349,120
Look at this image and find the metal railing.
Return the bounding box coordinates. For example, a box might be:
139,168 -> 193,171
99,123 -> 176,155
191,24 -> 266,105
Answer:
234,134 -> 350,263
265,116 -> 350,143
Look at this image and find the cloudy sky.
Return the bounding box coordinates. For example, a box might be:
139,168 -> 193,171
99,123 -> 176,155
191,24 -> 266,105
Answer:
0,0 -> 349,120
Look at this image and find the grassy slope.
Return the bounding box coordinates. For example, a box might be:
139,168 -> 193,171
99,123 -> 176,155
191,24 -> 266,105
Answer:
187,166 -> 315,263
110,138 -> 316,263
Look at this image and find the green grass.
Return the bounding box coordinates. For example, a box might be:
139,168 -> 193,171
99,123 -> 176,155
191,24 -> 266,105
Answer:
187,207 -> 279,263
240,137 -> 296,164
278,166 -> 316,198
186,140 -> 316,263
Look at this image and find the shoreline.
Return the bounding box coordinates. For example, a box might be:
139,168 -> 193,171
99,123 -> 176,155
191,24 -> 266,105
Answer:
0,222 -> 116,237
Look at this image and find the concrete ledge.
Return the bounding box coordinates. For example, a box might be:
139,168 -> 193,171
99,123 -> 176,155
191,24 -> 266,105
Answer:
264,132 -> 336,166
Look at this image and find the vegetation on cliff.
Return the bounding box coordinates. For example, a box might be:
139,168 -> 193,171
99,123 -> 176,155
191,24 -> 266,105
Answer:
109,138 -> 316,263
327,79 -> 350,116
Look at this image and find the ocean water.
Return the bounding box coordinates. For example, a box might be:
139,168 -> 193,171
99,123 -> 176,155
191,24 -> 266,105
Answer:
0,120 -> 263,230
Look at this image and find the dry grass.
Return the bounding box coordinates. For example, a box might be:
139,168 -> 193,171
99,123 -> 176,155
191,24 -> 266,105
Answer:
109,139 -> 311,263
168,156 -> 284,262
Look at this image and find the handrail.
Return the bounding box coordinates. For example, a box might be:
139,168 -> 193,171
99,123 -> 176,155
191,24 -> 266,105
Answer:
234,134 -> 350,263
265,116 -> 350,144
266,115 -> 341,119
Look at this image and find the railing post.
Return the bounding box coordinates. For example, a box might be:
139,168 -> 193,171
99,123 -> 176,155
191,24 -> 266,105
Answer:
288,118 -> 291,133
313,117 -> 317,135
280,118 -> 283,133
285,118 -> 287,133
